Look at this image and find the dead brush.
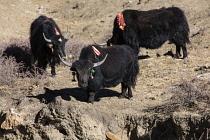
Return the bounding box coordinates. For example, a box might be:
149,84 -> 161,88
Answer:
0,38 -> 48,87
65,37 -> 86,63
170,80 -> 210,108
144,79 -> 210,114
1,38 -> 32,72
0,56 -> 20,86
0,38 -> 30,55
28,66 -> 47,87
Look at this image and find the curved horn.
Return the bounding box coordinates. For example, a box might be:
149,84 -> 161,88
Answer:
59,54 -> 72,67
43,33 -> 52,43
93,54 -> 108,67
64,28 -> 70,38
97,43 -> 106,46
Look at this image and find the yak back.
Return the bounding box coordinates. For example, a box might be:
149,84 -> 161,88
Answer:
79,45 -> 139,88
30,15 -> 62,39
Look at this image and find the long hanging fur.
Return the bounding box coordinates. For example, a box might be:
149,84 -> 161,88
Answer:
108,7 -> 190,58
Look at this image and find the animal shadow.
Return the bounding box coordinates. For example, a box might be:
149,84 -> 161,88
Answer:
2,45 -> 32,71
27,87 -> 120,104
163,50 -> 174,58
138,55 -> 150,59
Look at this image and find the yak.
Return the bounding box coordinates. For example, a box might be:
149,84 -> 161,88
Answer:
60,44 -> 139,103
30,15 -> 69,77
107,7 -> 190,59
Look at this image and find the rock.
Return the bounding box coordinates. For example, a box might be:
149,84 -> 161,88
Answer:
1,108 -> 25,130
105,132 -> 120,140
196,73 -> 210,80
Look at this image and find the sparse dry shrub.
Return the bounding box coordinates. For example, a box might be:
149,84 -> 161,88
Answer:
144,79 -> 210,114
0,56 -> 20,86
1,38 -> 31,71
0,38 -> 48,87
29,66 -> 47,84
65,37 -> 86,62
170,80 -> 210,106
0,38 -> 30,56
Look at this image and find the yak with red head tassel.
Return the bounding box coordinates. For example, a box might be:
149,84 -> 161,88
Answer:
107,7 -> 190,59
30,15 -> 70,77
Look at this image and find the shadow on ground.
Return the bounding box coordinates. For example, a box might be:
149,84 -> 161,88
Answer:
27,87 -> 120,104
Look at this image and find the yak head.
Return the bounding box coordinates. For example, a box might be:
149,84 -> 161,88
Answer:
43,29 -> 69,59
59,54 -> 108,89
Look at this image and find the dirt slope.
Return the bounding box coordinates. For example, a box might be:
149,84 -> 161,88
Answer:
0,0 -> 209,139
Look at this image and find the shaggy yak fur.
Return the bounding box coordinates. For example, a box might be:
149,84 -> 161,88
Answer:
70,45 -> 139,103
107,7 -> 190,59
30,15 -> 68,77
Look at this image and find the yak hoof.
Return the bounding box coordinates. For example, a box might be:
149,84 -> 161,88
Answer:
88,101 -> 94,104
173,54 -> 181,59
129,97 -> 134,100
183,57 -> 188,60
119,95 -> 126,99
183,57 -> 188,64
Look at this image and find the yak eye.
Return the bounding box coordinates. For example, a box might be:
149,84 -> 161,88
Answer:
58,38 -> 62,42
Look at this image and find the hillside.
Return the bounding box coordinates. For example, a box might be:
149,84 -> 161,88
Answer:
0,0 -> 209,139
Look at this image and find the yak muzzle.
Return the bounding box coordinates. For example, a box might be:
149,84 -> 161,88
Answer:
78,82 -> 88,89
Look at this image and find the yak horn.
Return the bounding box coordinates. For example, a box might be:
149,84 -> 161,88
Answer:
59,54 -> 72,67
43,33 -> 52,43
64,28 -> 70,38
93,54 -> 108,67
97,43 -> 106,46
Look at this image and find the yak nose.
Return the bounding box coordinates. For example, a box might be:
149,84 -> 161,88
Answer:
78,82 -> 88,88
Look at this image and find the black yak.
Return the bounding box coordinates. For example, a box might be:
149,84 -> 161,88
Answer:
60,45 -> 139,103
107,7 -> 190,59
30,15 -> 69,77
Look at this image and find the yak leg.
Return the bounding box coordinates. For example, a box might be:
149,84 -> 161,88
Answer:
87,92 -> 95,104
37,57 -> 48,75
181,44 -> 188,59
127,85 -> 133,100
30,55 -> 37,75
119,83 -> 127,98
50,59 -> 56,77
174,45 -> 181,58
172,33 -> 188,59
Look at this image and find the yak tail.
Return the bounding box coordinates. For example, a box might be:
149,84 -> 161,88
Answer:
128,58 -> 139,88
187,39 -> 191,44
186,36 -> 191,44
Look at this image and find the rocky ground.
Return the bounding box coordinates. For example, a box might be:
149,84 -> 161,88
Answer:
0,0 -> 210,139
